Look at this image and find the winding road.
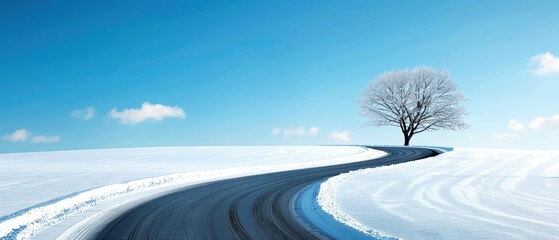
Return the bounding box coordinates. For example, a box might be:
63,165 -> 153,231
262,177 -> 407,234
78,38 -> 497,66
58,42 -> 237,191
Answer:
90,147 -> 438,240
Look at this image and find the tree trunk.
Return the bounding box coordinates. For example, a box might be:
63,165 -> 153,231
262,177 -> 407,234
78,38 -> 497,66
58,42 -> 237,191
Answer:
403,134 -> 411,146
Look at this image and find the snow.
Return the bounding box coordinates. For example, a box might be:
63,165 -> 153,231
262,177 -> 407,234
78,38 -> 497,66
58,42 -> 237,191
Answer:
318,148 -> 559,239
0,146 -> 384,240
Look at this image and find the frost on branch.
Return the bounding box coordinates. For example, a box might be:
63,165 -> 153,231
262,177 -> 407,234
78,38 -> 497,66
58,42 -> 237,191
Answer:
358,66 -> 468,145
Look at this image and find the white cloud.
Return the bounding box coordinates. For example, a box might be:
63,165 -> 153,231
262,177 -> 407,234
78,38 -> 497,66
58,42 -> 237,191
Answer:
507,119 -> 525,131
530,114 -> 559,131
271,128 -> 282,135
329,131 -> 350,142
272,127 -> 320,137
3,129 -> 31,142
31,135 -> 60,143
284,127 -> 307,136
284,127 -> 319,136
531,52 -> 559,75
109,102 -> 186,124
492,133 -> 516,139
309,127 -> 320,135
71,107 -> 96,120
2,129 -> 60,143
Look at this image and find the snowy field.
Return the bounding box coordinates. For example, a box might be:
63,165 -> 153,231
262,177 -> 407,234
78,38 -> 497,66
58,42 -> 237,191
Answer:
0,146 -> 385,239
318,148 -> 559,239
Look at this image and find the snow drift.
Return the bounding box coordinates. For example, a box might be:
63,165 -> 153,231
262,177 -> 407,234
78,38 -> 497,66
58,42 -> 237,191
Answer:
318,148 -> 559,239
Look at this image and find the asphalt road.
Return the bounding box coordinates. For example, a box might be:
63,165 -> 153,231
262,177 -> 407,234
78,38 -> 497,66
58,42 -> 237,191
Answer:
92,147 -> 438,240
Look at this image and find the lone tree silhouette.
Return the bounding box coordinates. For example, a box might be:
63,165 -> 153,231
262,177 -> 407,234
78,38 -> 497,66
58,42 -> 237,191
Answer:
359,66 -> 468,146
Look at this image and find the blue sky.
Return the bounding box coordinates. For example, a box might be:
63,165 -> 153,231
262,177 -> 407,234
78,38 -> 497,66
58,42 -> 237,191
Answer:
1,0 -> 558,153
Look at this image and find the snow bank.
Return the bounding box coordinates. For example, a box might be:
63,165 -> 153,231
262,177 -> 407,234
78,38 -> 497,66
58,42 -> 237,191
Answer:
0,146 -> 383,240
318,148 -> 559,239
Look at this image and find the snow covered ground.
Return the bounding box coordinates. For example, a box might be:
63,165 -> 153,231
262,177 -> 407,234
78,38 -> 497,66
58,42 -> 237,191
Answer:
318,148 -> 559,239
0,146 -> 385,240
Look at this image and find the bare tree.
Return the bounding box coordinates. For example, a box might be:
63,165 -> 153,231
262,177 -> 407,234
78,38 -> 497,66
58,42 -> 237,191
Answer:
359,66 -> 468,146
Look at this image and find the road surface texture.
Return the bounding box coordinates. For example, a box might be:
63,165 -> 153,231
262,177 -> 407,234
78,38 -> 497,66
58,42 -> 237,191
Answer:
92,147 -> 438,240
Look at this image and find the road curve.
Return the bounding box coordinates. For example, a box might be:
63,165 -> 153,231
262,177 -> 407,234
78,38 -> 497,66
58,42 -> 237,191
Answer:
91,147 -> 438,240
